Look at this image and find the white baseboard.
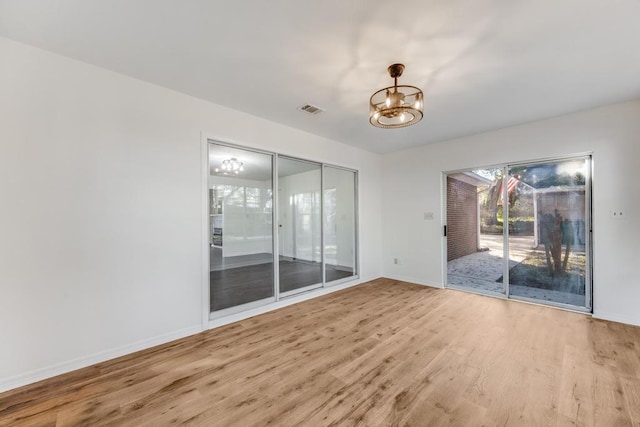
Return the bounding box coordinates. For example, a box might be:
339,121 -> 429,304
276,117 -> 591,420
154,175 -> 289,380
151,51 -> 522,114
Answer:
382,274 -> 443,289
1,275 -> 392,395
0,325 -> 203,394
593,310 -> 640,327
0,277 -> 381,394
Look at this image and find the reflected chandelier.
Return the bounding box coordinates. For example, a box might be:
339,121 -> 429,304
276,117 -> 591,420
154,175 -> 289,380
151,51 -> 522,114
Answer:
218,157 -> 244,174
369,63 -> 423,128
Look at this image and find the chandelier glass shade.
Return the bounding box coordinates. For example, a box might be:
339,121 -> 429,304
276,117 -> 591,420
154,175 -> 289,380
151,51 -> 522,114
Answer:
370,63 -> 423,128
217,157 -> 244,174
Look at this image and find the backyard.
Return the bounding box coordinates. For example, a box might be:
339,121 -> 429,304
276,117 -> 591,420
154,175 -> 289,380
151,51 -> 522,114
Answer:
447,234 -> 587,306
447,160 -> 589,307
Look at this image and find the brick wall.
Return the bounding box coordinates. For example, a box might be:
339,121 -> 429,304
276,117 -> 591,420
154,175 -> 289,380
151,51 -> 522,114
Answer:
447,177 -> 478,261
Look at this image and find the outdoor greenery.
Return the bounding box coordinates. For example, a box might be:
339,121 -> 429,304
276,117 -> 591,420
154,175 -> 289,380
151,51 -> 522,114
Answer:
480,216 -> 535,235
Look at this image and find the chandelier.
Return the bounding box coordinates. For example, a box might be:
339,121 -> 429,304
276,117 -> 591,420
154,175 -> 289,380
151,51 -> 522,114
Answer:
369,63 -> 423,128
217,158 -> 244,174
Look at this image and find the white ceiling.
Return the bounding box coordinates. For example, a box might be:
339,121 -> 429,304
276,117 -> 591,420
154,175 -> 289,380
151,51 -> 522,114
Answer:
1,0 -> 640,153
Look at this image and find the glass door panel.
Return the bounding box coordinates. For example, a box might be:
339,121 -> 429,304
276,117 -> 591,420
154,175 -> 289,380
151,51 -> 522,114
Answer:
324,166 -> 357,283
507,158 -> 590,309
446,169 -> 506,295
209,144 -> 274,312
278,157 -> 322,294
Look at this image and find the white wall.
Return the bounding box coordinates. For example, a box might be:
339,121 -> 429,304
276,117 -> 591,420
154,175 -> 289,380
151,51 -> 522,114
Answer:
0,37 -> 383,392
381,100 -> 640,326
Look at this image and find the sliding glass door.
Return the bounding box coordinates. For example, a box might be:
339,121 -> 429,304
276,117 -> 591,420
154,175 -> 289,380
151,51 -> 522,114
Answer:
208,142 -> 359,316
506,158 -> 590,308
209,145 -> 275,312
278,157 -> 323,295
445,156 -> 591,311
446,170 -> 506,296
324,166 -> 357,284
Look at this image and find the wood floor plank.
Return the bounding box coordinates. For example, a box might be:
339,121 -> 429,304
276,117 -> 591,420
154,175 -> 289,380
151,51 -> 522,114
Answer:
1,278 -> 640,426
558,343 -> 594,425
620,376 -> 640,426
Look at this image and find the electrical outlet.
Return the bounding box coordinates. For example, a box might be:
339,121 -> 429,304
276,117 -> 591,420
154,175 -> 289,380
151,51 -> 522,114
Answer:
424,212 -> 434,220
611,210 -> 625,219
394,258 -> 399,265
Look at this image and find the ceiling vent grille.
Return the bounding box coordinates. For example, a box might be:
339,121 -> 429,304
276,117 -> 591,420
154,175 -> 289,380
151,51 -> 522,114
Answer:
298,104 -> 324,115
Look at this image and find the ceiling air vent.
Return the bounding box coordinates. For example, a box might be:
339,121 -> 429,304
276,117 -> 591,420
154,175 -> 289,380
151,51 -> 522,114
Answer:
298,104 -> 324,115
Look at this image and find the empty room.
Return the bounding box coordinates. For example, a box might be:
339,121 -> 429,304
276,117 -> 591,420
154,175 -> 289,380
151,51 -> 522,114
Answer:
1,1 -> 640,426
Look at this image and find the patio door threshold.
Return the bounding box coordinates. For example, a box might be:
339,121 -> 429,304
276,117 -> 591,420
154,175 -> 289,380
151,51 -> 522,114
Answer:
447,285 -> 593,316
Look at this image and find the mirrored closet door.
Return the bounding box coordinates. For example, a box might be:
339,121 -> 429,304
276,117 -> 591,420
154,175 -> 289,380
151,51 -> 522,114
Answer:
209,144 -> 275,312
208,141 -> 359,317
278,157 -> 323,296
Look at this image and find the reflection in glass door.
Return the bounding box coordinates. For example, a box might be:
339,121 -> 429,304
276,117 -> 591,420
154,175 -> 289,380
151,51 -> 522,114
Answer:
507,158 -> 590,308
209,144 -> 274,312
278,157 -> 323,295
445,156 -> 592,312
324,166 -> 357,283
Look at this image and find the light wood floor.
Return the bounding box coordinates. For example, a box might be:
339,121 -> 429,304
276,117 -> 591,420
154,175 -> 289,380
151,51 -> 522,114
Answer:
1,279 -> 639,426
